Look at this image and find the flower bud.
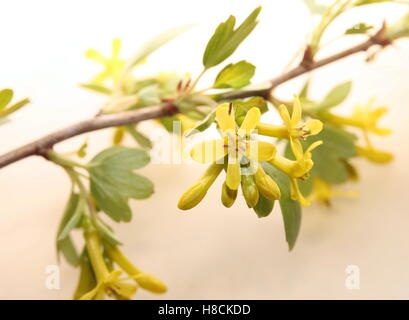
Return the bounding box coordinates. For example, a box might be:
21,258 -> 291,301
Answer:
221,182 -> 237,208
178,163 -> 223,210
241,175 -> 259,208
387,12 -> 409,40
254,166 -> 281,200
134,273 -> 167,294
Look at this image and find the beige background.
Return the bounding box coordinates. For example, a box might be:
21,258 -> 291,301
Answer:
0,0 -> 409,299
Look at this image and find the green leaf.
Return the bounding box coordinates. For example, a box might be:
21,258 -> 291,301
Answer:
126,125 -> 153,149
58,236 -> 80,266
345,23 -> 373,34
80,83 -> 112,95
253,194 -> 275,218
234,97 -> 268,126
94,218 -> 122,246
77,141 -> 88,158
303,0 -> 326,15
203,6 -> 261,69
314,81 -> 352,111
0,89 -> 13,110
213,60 -> 255,89
0,98 -> 30,118
262,162 -> 301,251
185,110 -> 216,137
57,199 -> 84,241
57,193 -> 80,240
354,0 -> 392,6
125,25 -> 193,74
88,147 -> 154,222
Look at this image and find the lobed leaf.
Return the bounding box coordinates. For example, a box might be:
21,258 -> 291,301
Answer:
88,147 -> 153,222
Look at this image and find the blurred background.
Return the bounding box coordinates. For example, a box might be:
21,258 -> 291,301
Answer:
0,0 -> 408,299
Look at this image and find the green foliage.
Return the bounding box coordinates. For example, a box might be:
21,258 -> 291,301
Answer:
313,81 -> 352,112
213,60 -> 256,89
0,88 -> 29,121
126,125 -> 153,149
203,7 -> 261,69
354,0 -> 393,6
234,97 -> 268,126
88,146 -> 154,222
303,0 -> 326,15
262,163 -> 302,251
253,194 -> 275,218
345,22 -> 374,34
124,25 -> 193,74
0,89 -> 13,110
56,193 -> 82,266
185,110 -> 216,137
80,83 -> 112,95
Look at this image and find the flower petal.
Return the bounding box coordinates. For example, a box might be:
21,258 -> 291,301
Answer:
239,107 -> 261,132
290,137 -> 304,160
304,119 -> 323,136
246,141 -> 276,161
85,49 -> 106,64
278,104 -> 291,129
305,140 -> 323,155
216,103 -> 236,133
291,96 -> 302,125
226,155 -> 241,190
190,140 -> 227,163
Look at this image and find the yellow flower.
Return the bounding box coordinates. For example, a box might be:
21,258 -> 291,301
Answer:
253,164 -> 281,200
325,102 -> 391,136
80,231 -> 137,300
85,38 -> 125,85
80,269 -> 137,300
106,245 -> 167,294
356,145 -> 394,163
190,103 -> 276,190
307,177 -> 358,206
270,141 -> 323,179
256,97 -> 323,159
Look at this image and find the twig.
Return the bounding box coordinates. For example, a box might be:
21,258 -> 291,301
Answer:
0,102 -> 177,169
221,28 -> 389,101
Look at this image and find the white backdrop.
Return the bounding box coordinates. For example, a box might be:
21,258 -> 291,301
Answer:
0,0 -> 409,299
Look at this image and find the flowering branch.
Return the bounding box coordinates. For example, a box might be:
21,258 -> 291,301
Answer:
0,26 -> 393,171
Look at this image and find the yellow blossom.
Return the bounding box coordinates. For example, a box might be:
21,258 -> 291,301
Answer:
256,97 -> 323,159
253,164 -> 281,200
356,145 -> 394,163
85,38 -> 125,85
178,163 -> 223,210
190,103 -> 276,190
308,177 -> 358,206
270,141 -> 323,179
80,231 -> 137,300
106,245 -> 167,294
325,102 -> 391,136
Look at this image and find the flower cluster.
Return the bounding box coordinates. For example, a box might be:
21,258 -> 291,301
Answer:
75,230 -> 167,300
178,97 -> 323,210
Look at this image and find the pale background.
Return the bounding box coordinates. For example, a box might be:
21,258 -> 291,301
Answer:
0,0 -> 408,299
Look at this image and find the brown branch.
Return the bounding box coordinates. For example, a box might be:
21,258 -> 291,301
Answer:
0,102 -> 178,169
222,28 -> 389,101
